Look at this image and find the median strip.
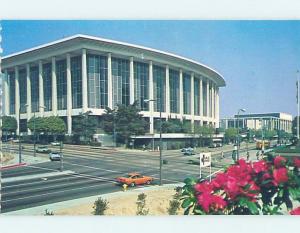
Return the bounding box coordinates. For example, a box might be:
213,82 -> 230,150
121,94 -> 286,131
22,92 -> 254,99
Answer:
1,170 -> 75,184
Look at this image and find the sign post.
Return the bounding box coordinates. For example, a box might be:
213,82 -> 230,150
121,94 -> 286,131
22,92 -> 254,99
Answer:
199,152 -> 212,181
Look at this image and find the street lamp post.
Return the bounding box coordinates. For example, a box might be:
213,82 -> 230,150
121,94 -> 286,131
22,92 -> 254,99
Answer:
145,98 -> 163,186
18,106 -> 22,164
297,70 -> 300,141
236,108 -> 246,160
33,105 -> 46,157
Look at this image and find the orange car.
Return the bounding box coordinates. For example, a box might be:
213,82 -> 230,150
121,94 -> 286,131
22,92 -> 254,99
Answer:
116,173 -> 154,187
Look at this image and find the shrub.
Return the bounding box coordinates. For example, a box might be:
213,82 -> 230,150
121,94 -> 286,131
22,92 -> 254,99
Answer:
44,209 -> 54,215
136,193 -> 149,215
93,197 -> 109,215
168,186 -> 183,215
181,155 -> 300,215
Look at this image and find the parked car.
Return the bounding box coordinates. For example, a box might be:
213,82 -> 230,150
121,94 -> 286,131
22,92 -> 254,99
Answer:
36,146 -> 51,153
115,173 -> 154,187
49,152 -> 62,161
181,147 -> 194,154
51,141 -> 61,146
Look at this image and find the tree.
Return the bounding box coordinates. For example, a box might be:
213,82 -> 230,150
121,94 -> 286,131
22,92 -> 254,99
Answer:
195,125 -> 215,146
1,116 -> 17,139
46,116 -> 66,141
264,130 -> 276,140
27,116 -> 48,134
224,128 -> 238,143
72,111 -> 97,144
102,102 -> 149,147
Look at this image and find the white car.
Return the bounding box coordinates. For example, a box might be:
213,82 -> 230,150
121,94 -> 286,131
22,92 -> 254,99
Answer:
49,152 -> 62,161
51,141 -> 61,146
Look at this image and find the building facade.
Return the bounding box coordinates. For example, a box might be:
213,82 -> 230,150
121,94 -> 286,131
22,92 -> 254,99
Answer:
220,112 -> 293,133
1,35 -> 226,135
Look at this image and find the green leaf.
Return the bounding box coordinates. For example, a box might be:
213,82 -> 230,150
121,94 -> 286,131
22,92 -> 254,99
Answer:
184,177 -> 196,185
246,201 -> 259,215
182,198 -> 193,208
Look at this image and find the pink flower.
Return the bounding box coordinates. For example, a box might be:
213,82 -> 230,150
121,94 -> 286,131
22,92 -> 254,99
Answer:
273,167 -> 288,184
194,181 -> 213,194
290,207 -> 300,215
274,156 -> 287,168
293,157 -> 300,168
197,192 -> 227,213
252,160 -> 268,174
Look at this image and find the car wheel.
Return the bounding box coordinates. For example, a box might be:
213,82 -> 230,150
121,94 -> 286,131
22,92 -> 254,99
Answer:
130,182 -> 135,187
146,180 -> 151,185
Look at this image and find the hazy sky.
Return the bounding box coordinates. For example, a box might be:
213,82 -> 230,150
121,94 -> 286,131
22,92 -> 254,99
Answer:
2,20 -> 299,118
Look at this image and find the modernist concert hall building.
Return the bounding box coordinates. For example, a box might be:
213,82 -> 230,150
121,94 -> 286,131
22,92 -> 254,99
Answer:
1,35 -> 226,135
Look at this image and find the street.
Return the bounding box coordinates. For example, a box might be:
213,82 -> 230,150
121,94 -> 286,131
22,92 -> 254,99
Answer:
1,143 -> 255,213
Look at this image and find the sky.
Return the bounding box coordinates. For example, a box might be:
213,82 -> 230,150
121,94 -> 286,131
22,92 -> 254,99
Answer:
2,20 -> 300,118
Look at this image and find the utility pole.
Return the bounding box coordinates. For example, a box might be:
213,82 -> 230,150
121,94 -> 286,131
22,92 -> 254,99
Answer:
60,141 -> 64,172
297,70 -> 300,141
18,106 -> 22,164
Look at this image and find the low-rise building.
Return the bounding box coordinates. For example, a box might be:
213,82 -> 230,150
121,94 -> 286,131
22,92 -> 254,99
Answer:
220,112 -> 292,133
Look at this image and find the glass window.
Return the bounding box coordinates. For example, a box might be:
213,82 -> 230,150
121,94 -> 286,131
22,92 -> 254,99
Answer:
194,77 -> 200,116
169,69 -> 179,113
87,54 -> 108,108
43,63 -> 52,111
112,57 -> 130,107
183,73 -> 191,114
30,66 -> 39,112
153,65 -> 166,112
56,59 -> 67,110
8,71 -> 15,114
19,69 -> 27,113
71,56 -> 82,109
134,61 -> 149,111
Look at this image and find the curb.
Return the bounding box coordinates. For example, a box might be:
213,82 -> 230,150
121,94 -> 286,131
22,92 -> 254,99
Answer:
1,163 -> 27,170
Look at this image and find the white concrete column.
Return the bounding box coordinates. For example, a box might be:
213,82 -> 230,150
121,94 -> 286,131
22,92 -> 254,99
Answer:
107,53 -> 113,108
179,69 -> 183,117
216,87 -> 220,128
129,57 -> 135,104
66,54 -> 72,135
51,57 -> 57,115
200,77 -> 203,118
3,69 -> 9,115
212,84 -> 215,120
26,64 -> 32,121
38,61 -> 44,115
191,73 -> 195,131
206,80 -> 209,118
82,49 -> 88,112
149,61 -> 154,134
165,65 -> 170,115
15,66 -> 20,135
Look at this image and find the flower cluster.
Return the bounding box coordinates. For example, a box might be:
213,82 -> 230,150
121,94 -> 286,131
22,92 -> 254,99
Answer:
181,155 -> 300,215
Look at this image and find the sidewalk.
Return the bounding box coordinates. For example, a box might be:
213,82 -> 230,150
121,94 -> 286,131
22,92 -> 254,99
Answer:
2,183 -> 184,216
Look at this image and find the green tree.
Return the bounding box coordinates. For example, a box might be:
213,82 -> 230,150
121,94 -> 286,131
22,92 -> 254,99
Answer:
102,102 -> 149,147
1,116 -> 17,139
73,111 -> 97,144
46,116 -> 66,141
264,130 -> 276,140
27,116 -> 48,134
195,125 -> 215,146
224,128 -> 238,143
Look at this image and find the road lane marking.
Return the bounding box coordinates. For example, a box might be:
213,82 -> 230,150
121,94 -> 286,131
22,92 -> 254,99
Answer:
2,170 -> 74,184
1,182 -> 118,203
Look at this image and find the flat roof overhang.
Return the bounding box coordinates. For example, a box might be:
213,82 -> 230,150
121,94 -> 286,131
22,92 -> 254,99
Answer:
2,34 -> 226,87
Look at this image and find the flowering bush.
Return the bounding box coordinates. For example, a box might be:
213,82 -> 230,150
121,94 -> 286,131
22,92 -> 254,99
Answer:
181,155 -> 300,215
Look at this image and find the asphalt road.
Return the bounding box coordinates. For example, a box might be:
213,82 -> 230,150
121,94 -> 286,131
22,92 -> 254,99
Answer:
1,145 -> 252,213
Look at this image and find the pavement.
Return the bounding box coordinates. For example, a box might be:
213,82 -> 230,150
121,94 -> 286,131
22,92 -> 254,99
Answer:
1,142 -> 258,214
